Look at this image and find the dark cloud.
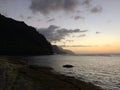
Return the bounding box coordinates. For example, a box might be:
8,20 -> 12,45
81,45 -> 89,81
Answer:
96,31 -> 100,34
38,25 -> 87,42
76,10 -> 81,13
38,19 -> 42,22
48,25 -> 59,29
19,15 -> 32,20
78,34 -> 86,37
91,6 -> 102,13
59,44 -> 100,47
30,0 -> 79,14
82,0 -> 91,6
66,40 -> 74,42
47,18 -> 55,22
59,45 -> 92,47
72,35 -> 75,38
19,15 -> 24,19
30,0 -> 103,15
78,29 -> 88,32
57,29 -> 80,33
74,16 -> 84,20
27,16 -> 32,19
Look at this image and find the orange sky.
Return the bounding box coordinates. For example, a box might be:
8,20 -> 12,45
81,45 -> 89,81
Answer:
63,45 -> 120,54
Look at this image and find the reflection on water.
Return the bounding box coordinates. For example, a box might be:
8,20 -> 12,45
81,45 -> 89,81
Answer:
27,55 -> 120,90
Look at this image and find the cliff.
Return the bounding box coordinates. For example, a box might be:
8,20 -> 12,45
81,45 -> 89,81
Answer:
0,14 -> 53,55
52,45 -> 75,55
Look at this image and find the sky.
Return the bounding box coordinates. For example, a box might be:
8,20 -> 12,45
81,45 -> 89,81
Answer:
0,0 -> 120,54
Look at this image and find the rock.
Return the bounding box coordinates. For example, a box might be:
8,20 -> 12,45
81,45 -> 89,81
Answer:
63,65 -> 74,68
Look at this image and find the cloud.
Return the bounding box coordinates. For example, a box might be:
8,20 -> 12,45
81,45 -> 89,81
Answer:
66,40 -> 74,42
82,0 -> 91,6
74,16 -> 84,20
27,16 -> 32,19
91,5 -> 102,13
38,25 -> 87,42
30,0 -> 79,14
47,18 -> 55,22
19,15 -> 32,20
48,25 -> 59,29
30,0 -> 103,16
19,15 -> 24,19
96,31 -> 100,34
38,19 -> 42,22
59,45 -> 92,47
78,29 -> 88,32
0,11 -> 8,17
78,34 -> 86,37
76,10 -> 81,13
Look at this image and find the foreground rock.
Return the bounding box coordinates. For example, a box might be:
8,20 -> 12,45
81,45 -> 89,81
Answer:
63,64 -> 74,68
0,14 -> 53,55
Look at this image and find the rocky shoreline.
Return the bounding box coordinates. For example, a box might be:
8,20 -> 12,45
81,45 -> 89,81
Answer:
0,57 -> 104,90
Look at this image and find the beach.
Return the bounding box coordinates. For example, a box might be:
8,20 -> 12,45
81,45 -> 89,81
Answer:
0,57 -> 104,90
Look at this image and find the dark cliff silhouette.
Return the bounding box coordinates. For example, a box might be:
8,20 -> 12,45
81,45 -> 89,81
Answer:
52,45 -> 75,55
0,14 -> 53,55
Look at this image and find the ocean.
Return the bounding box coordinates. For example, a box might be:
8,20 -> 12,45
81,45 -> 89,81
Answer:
28,54 -> 120,90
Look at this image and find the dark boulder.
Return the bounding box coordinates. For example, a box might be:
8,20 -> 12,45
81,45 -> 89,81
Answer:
63,65 -> 74,68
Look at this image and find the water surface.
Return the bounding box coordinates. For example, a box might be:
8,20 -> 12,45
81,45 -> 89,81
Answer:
27,54 -> 120,90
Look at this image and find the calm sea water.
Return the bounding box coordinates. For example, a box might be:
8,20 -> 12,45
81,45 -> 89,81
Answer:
27,54 -> 120,90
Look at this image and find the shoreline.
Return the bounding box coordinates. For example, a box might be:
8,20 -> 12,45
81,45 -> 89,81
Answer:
29,65 -> 104,90
0,57 -> 104,90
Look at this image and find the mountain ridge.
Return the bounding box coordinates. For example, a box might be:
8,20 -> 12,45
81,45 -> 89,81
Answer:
52,45 -> 75,55
0,14 -> 53,55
